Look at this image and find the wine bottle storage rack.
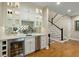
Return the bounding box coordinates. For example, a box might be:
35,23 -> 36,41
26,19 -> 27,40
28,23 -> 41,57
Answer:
2,51 -> 6,55
1,40 -> 7,57
2,41 -> 6,45
2,46 -> 6,50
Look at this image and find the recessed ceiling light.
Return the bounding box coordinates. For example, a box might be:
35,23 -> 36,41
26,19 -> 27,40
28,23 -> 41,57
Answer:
57,2 -> 61,5
7,2 -> 9,6
67,9 -> 71,12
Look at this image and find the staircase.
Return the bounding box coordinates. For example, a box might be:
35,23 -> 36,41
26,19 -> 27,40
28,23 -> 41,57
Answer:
48,21 -> 61,39
48,13 -> 64,45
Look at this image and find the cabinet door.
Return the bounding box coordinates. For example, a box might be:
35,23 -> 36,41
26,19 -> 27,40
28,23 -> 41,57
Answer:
25,39 -> 31,55
30,38 -> 35,53
41,36 -> 47,49
25,36 -> 35,55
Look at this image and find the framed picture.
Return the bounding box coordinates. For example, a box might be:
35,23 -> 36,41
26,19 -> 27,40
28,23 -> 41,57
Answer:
75,20 -> 79,31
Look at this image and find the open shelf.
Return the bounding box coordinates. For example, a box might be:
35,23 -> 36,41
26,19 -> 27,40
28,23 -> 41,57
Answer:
2,41 -> 6,45
2,51 -> 6,55
2,46 -> 6,50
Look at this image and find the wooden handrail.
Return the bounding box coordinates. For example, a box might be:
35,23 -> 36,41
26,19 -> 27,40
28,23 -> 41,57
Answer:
48,20 -> 63,41
48,20 -> 61,30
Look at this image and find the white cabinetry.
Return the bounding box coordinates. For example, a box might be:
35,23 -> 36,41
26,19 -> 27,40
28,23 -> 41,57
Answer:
41,36 -> 47,49
0,40 -> 8,57
25,39 -> 31,54
25,35 -> 47,55
25,36 -> 35,55
30,38 -> 35,52
20,6 -> 43,33
2,2 -> 21,34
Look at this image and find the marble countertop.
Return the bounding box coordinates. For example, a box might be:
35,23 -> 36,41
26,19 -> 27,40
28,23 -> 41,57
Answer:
0,33 -> 46,40
26,33 -> 46,36
0,34 -> 26,40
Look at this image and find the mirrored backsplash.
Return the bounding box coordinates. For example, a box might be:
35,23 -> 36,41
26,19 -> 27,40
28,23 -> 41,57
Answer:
5,21 -> 42,34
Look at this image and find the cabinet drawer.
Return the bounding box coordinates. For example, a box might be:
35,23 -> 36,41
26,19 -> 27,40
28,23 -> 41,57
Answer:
26,36 -> 35,40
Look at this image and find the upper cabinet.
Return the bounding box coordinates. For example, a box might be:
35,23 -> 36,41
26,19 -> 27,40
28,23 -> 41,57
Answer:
20,3 -> 43,33
2,2 -> 43,34
2,2 -> 21,34
6,2 -> 21,27
20,3 -> 42,21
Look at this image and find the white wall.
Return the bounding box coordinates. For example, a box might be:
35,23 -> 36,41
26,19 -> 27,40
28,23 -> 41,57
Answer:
63,16 -> 72,39
71,16 -> 79,39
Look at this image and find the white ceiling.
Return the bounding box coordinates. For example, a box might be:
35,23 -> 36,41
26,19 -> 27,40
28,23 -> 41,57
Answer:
31,2 -> 79,16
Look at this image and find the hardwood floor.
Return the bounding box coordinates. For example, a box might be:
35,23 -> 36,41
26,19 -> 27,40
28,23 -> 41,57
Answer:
27,40 -> 79,57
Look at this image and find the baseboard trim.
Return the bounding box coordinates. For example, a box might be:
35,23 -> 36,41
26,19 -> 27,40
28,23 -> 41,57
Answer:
69,38 -> 79,41
55,39 -> 69,43
50,38 -> 69,43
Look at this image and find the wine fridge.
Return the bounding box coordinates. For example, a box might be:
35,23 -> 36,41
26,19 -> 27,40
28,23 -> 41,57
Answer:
8,38 -> 25,57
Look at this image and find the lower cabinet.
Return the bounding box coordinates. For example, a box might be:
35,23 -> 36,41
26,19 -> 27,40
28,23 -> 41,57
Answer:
25,35 -> 48,55
30,39 -> 35,52
0,35 -> 48,56
25,40 -> 31,55
41,36 -> 47,49
25,36 -> 35,55
0,40 -> 8,57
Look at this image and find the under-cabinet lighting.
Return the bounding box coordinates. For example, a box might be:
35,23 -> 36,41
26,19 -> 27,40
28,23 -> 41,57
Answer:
15,11 -> 20,14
